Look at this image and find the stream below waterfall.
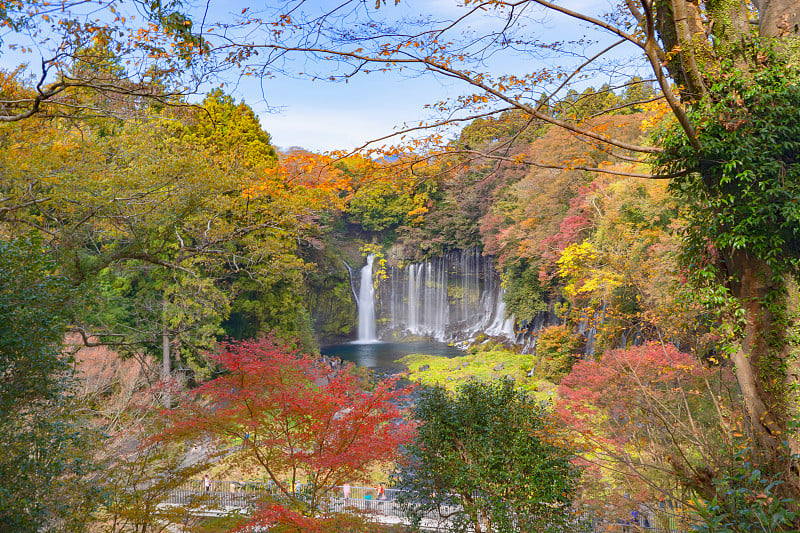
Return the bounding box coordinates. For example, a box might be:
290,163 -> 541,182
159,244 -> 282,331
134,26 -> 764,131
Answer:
329,249 -> 515,376
320,341 -> 463,374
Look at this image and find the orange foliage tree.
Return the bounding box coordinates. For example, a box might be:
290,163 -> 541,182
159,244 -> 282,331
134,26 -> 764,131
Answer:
0,0 -> 208,122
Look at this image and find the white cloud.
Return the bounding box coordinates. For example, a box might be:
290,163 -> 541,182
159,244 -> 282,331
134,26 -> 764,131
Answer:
261,106 -> 416,153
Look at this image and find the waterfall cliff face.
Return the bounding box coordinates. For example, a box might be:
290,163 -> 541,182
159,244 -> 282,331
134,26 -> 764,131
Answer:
376,249 -> 516,344
345,249 -> 599,353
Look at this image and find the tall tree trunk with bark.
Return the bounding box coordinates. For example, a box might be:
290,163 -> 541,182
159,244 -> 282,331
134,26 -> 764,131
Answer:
655,0 -> 800,490
162,295 -> 171,407
725,252 -> 800,469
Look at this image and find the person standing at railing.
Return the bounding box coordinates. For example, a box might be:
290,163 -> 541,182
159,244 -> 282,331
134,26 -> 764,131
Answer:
204,474 -> 211,492
342,482 -> 351,500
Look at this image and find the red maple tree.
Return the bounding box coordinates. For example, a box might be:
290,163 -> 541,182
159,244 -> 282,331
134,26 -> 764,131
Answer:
557,343 -> 739,514
158,338 -> 413,531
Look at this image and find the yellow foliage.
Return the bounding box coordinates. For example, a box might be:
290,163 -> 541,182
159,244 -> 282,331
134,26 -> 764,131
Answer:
407,192 -> 430,226
640,99 -> 673,132
558,241 -> 622,297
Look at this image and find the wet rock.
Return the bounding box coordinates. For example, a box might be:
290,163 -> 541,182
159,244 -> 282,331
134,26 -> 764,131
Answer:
419,364 -> 430,372
493,363 -> 505,371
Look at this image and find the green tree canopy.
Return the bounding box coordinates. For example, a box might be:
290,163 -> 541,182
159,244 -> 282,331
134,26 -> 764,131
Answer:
392,379 -> 581,533
183,88 -> 278,170
0,236 -> 99,532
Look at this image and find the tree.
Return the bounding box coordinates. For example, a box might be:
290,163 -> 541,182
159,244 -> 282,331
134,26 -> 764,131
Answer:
479,112 -> 654,325
93,432 -> 212,533
348,179 -> 415,232
204,0 -> 800,492
653,53 -> 800,470
67,335 -> 219,533
392,379 -> 581,533
0,112 -> 235,380
158,337 -> 412,532
184,88 -> 278,170
0,236 -> 99,532
558,343 -> 740,524
0,0 -> 206,122
0,85 -> 333,381
554,174 -> 701,351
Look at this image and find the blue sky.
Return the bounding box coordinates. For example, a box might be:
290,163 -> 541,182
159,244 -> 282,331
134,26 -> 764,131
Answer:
229,55 -> 464,152
198,0 -> 490,152
1,1 -> 643,152
207,0 -> 644,152
216,0 -> 621,152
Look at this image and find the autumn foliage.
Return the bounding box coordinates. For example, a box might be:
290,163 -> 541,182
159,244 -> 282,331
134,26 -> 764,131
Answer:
557,343 -> 739,514
158,338 -> 413,531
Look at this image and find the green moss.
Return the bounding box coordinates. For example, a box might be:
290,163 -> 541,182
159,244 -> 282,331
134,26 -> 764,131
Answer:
400,349 -> 558,402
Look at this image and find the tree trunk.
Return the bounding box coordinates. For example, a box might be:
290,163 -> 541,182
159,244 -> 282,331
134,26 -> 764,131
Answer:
705,0 -> 751,44
758,0 -> 800,38
669,0 -> 709,99
162,325 -> 170,381
162,295 -> 171,407
462,492 -> 482,533
725,250 -> 800,483
654,0 -> 800,489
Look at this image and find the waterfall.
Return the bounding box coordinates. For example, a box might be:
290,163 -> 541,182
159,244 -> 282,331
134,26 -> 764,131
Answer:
356,254 -> 378,343
342,260 -> 359,304
517,310 -> 555,354
342,249 -> 594,350
583,300 -> 606,357
485,289 -> 516,339
407,264 -> 418,333
376,249 -> 517,344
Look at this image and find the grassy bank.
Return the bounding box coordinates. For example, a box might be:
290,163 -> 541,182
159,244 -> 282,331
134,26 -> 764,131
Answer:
399,347 -> 559,401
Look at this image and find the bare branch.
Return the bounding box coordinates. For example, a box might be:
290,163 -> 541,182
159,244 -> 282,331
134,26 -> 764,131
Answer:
456,148 -> 684,179
529,0 -> 644,47
537,38 -> 628,112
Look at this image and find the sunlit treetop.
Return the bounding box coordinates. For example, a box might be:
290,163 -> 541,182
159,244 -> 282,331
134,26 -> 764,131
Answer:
184,88 -> 277,170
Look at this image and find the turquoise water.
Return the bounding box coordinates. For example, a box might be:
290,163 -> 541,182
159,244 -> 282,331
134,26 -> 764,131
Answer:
320,341 -> 463,372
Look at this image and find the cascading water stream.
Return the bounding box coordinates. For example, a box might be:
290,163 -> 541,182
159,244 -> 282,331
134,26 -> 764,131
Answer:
356,254 -> 378,343
341,249 -> 594,353
342,260 -> 359,304
376,249 -> 518,344
485,290 -> 516,338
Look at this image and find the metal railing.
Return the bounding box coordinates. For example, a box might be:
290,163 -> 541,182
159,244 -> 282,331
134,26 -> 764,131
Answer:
172,481 -> 442,518
184,479 -> 405,501
169,481 -> 691,532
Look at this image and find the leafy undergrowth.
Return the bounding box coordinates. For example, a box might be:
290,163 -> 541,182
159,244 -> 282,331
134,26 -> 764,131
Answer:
399,348 -> 558,401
